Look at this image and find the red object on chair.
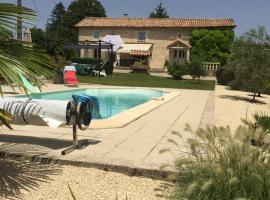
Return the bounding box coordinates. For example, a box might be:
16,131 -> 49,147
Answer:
64,71 -> 79,86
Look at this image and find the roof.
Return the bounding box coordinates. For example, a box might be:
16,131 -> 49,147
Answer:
167,39 -> 191,48
76,17 -> 236,28
117,43 -> 152,55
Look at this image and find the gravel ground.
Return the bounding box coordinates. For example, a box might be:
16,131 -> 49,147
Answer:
214,85 -> 270,130
15,165 -> 172,200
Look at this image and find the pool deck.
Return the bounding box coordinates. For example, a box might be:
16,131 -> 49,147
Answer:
0,84 -> 214,178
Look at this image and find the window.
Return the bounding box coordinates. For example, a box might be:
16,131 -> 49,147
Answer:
93,30 -> 100,39
138,31 -> 146,42
179,50 -> 186,58
174,50 -> 178,58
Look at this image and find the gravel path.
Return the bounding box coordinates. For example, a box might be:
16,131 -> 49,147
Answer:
16,165 -> 171,200
215,85 -> 270,130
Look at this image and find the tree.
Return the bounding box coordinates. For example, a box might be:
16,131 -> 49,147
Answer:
229,26 -> 270,101
0,3 -> 54,128
31,27 -> 47,50
63,0 -> 106,42
188,59 -> 206,81
45,2 -> 67,55
149,2 -> 169,18
191,29 -> 234,65
46,2 -> 66,31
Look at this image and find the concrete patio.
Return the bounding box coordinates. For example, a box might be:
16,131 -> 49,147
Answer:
0,85 -> 214,178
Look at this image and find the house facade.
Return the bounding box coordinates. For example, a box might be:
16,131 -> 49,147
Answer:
76,17 -> 235,71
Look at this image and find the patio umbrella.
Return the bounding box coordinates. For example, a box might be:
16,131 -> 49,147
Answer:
102,35 -> 124,52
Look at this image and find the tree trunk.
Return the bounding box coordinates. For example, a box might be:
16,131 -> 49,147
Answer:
257,92 -> 261,97
252,92 -> 256,102
54,71 -> 64,84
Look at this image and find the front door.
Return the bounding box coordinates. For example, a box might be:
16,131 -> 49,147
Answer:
169,48 -> 187,64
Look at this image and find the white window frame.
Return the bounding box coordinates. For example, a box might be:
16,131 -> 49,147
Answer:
138,31 -> 147,42
93,30 -> 100,39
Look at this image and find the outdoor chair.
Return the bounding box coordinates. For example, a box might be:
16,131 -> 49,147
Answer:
64,70 -> 79,87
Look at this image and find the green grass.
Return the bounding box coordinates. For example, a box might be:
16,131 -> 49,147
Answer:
78,73 -> 215,90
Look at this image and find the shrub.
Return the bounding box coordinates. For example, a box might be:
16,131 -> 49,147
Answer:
242,111 -> 270,133
216,67 -> 235,85
168,63 -> 187,79
71,57 -> 100,65
164,60 -> 170,67
188,60 -> 206,80
161,125 -> 270,200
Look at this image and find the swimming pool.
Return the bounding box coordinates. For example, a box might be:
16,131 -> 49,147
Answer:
26,88 -> 164,119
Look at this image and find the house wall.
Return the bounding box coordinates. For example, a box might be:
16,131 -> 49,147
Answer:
78,27 -> 192,71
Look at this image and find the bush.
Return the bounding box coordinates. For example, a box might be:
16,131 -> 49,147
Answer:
168,63 -> 187,79
188,60 -> 206,80
216,67 -> 235,85
164,60 -> 170,67
161,125 -> 270,200
228,79 -> 249,91
71,57 -> 100,65
242,111 -> 270,134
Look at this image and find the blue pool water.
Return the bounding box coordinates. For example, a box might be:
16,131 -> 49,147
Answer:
24,88 -> 164,119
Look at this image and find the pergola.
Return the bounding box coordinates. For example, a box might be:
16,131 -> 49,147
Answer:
64,40 -> 114,77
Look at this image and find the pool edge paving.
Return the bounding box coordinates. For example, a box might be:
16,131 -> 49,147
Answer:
0,86 -> 213,179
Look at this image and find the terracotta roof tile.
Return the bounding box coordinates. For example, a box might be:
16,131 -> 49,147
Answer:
75,17 -> 236,28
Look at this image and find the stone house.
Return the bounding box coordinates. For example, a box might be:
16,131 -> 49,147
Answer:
75,17 -> 235,71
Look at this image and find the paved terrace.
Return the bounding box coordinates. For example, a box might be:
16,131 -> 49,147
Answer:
0,85 -> 214,178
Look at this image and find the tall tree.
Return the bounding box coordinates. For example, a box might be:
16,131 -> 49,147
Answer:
31,27 -> 47,50
229,26 -> 270,101
46,2 -> 67,55
63,0 -> 106,42
190,29 -> 235,65
46,2 -> 66,31
149,2 -> 169,18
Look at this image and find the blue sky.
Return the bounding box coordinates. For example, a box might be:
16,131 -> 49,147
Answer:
2,0 -> 270,35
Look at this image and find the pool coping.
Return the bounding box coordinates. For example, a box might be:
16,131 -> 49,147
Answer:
12,86 -> 181,129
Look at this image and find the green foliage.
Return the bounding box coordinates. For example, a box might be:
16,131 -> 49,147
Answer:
242,111 -> 270,133
31,3 -> 67,56
0,3 -> 53,87
0,3 -> 54,128
164,60 -> 170,67
216,67 -> 235,85
31,0 -> 106,56
168,63 -> 187,79
161,125 -> 270,200
47,2 -> 66,31
31,27 -> 47,50
188,59 -> 206,80
63,0 -> 106,42
191,29 -> 234,65
46,2 -> 67,55
229,26 -> 270,100
0,27 -> 12,41
71,57 -> 100,64
149,2 -> 169,18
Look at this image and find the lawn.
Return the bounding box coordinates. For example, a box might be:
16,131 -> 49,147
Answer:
79,73 -> 215,90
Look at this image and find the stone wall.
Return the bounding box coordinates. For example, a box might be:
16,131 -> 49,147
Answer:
78,27 -> 192,71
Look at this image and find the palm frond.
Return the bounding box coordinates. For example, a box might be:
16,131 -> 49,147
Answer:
0,3 -> 54,128
0,3 -> 36,31
0,109 -> 12,129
